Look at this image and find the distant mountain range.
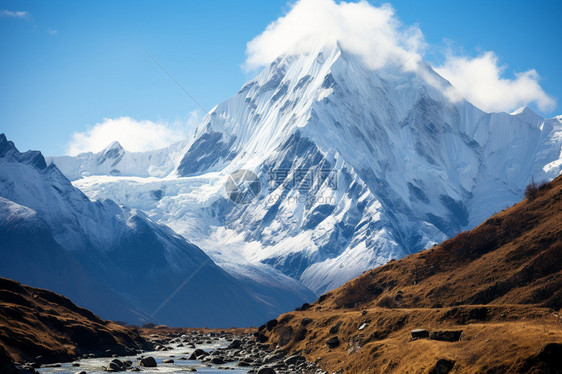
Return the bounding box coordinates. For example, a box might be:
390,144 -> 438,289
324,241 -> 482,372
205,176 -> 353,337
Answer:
48,45 -> 562,297
0,133 -> 314,327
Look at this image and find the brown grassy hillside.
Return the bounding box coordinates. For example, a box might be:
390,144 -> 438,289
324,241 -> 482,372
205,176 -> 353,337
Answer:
260,176 -> 562,373
0,277 -> 151,365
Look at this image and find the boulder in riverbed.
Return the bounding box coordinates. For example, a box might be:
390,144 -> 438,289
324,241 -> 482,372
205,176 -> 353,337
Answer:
107,358 -> 127,371
284,355 -> 305,365
138,356 -> 157,367
257,367 -> 276,374
228,339 -> 242,349
189,349 -> 209,360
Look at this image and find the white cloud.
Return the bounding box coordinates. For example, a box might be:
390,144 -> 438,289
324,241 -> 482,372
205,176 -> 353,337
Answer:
244,0 -> 555,114
66,117 -> 195,155
434,52 -> 555,113
0,10 -> 30,19
245,0 -> 424,71
48,28 -> 58,35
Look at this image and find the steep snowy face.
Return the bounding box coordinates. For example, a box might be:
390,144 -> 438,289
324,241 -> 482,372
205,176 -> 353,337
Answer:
176,47 -> 361,175
0,134 -> 314,326
177,47 -> 454,176
0,196 -> 143,322
0,134 -> 144,253
170,46 -> 562,293
54,46 -> 562,295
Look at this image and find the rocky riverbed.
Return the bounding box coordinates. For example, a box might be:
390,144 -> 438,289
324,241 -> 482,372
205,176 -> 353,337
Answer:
21,330 -> 326,374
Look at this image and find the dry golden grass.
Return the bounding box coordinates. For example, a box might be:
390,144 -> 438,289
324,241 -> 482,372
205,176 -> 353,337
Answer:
0,277 -> 149,363
262,176 -> 562,373
265,306 -> 561,373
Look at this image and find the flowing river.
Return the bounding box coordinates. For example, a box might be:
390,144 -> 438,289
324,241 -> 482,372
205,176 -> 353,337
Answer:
37,337 -> 250,374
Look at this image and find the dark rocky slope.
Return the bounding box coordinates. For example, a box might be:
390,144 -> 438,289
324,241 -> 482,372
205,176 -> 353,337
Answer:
0,277 -> 151,367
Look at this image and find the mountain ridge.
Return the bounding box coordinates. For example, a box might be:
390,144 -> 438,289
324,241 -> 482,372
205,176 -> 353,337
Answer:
0,134 -> 315,327
49,45 -> 562,296
259,174 -> 562,373
0,276 -> 151,365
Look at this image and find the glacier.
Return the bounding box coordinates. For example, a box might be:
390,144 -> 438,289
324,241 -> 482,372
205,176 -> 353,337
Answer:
49,45 -> 562,296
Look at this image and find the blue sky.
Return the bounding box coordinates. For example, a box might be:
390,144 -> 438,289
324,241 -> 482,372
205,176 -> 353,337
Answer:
1,0 -> 561,155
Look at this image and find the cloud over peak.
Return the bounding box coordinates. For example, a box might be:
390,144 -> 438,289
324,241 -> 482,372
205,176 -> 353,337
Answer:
435,51 -> 555,113
66,115 -> 199,155
245,0 -> 424,71
244,0 -> 555,114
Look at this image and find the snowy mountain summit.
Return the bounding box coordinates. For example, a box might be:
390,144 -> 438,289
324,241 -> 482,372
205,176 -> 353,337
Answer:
51,45 -> 562,295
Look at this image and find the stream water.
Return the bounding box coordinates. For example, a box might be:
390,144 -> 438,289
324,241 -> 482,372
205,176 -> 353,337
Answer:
37,337 -> 251,374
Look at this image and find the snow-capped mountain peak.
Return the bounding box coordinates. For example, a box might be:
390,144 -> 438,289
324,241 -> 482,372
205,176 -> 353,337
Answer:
51,46 -> 562,295
0,133 -> 47,170
95,140 -> 125,166
48,138 -> 191,180
99,140 -> 124,156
